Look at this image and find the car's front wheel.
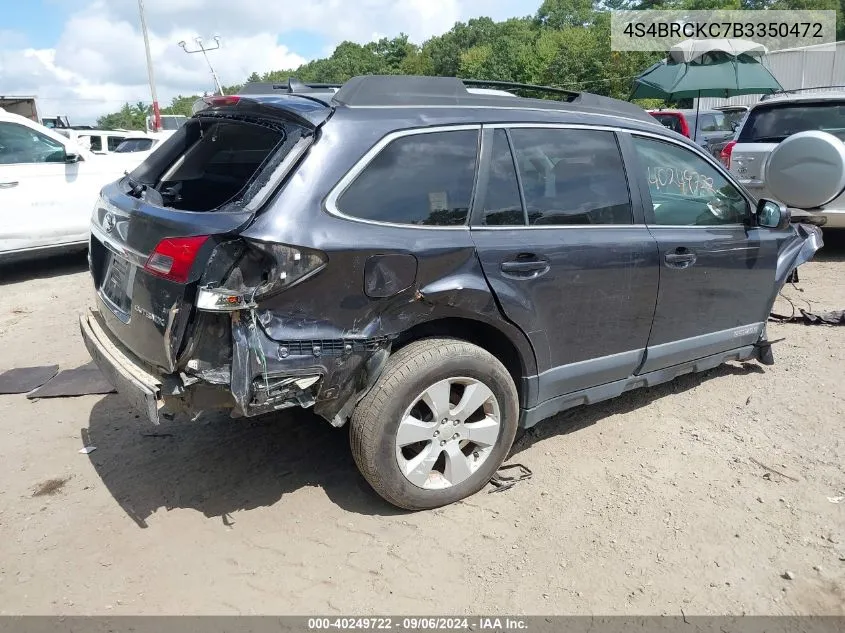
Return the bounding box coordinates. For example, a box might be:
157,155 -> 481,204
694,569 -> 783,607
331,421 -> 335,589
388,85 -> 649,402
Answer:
350,337 -> 519,510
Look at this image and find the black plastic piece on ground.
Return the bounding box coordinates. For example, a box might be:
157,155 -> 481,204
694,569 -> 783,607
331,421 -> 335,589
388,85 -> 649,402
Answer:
489,463 -> 533,493
0,366 -> 59,394
26,362 -> 116,399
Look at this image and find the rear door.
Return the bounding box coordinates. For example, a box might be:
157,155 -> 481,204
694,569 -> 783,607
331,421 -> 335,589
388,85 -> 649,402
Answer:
626,132 -> 781,373
471,125 -> 660,402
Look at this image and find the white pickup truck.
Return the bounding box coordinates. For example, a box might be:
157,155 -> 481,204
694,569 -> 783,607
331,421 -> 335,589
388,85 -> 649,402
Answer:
0,109 -> 147,263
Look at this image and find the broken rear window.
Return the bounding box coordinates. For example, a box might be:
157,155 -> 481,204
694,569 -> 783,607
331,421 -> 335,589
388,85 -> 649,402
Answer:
152,118 -> 286,211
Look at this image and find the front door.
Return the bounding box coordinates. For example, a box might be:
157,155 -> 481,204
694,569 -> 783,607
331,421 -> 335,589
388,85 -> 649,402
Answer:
0,121 -> 79,254
471,126 -> 660,403
626,133 -> 782,374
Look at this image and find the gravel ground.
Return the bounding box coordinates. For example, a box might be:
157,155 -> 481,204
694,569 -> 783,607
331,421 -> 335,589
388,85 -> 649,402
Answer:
0,233 -> 843,616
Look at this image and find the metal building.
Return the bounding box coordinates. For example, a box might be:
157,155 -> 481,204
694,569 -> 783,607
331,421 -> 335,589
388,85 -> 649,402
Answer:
698,41 -> 845,109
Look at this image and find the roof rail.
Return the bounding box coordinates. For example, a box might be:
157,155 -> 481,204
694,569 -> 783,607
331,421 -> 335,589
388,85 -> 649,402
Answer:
460,78 -> 579,101
332,75 -> 581,106
329,75 -> 654,123
760,85 -> 845,100
238,78 -> 343,95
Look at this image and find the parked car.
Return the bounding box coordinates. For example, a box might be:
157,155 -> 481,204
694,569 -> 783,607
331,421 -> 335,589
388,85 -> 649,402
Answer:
0,109 -> 144,262
647,108 -> 736,158
80,76 -> 821,510
724,88 -> 845,229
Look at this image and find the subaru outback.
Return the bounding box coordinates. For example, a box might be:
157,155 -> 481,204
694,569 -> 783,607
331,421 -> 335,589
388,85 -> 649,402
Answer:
80,76 -> 821,510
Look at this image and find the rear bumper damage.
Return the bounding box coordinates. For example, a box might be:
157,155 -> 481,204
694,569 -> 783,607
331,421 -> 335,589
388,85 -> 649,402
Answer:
226,310 -> 391,425
80,309 -> 164,424
82,303 -> 391,427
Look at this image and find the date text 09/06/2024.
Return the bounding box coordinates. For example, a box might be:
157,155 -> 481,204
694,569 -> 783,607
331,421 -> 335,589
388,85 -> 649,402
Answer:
307,617 -> 528,631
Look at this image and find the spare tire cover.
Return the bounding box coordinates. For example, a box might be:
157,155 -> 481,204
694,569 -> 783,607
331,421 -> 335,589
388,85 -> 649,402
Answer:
765,130 -> 845,209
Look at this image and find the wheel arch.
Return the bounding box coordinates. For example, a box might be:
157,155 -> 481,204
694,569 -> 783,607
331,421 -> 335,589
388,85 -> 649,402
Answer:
392,315 -> 535,408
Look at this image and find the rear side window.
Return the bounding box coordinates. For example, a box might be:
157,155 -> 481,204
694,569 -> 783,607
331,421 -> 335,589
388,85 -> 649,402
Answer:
337,129 -> 479,226
88,136 -> 103,152
508,128 -> 632,225
739,102 -> 845,143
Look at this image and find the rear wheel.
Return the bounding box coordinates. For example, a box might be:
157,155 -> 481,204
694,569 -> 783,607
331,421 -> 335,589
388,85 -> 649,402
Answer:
350,338 -> 519,510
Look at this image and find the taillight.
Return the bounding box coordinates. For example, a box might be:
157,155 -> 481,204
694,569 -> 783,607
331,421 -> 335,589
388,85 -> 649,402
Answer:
144,235 -> 210,283
720,140 -> 737,169
251,242 -> 328,298
204,95 -> 240,108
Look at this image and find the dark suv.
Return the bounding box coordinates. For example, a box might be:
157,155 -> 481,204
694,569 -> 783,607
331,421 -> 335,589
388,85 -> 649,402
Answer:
80,76 -> 821,510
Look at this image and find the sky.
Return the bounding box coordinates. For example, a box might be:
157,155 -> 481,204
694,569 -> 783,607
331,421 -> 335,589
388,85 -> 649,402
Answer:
0,0 -> 540,124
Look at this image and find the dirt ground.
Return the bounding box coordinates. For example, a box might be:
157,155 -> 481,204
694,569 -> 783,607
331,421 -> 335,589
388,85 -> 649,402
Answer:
0,234 -> 843,616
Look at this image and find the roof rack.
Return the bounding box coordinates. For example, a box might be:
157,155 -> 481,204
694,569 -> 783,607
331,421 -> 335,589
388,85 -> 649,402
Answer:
238,78 -> 344,95
332,75 -> 583,106
460,78 -> 579,101
760,85 -> 845,100
329,75 -> 654,123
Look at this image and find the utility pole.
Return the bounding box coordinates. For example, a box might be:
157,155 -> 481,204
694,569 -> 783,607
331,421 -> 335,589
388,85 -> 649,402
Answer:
179,36 -> 224,95
137,0 -> 161,132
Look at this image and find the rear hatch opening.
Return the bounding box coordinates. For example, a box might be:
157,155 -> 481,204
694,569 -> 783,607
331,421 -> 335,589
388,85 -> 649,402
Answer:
89,97 -> 330,378
127,96 -> 326,213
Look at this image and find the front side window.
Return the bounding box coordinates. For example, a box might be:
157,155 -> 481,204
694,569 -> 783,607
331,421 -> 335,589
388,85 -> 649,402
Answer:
0,122 -> 66,164
632,136 -> 748,226
88,136 -> 103,152
508,128 -> 632,225
337,129 -> 478,226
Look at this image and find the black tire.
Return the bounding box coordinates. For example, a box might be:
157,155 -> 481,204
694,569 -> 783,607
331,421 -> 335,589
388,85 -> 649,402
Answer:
350,337 -> 519,510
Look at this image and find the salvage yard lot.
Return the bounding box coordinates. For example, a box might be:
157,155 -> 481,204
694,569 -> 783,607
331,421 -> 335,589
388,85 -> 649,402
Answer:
0,237 -> 843,616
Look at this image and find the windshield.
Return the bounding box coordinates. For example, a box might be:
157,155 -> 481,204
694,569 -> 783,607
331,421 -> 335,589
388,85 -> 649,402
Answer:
114,138 -> 155,153
739,101 -> 845,142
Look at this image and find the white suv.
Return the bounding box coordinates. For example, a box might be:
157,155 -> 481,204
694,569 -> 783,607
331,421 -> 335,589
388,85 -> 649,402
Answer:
725,89 -> 845,229
0,109 -> 140,262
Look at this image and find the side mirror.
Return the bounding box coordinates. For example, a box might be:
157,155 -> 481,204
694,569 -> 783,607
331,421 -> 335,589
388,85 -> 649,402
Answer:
65,151 -> 82,163
756,198 -> 791,230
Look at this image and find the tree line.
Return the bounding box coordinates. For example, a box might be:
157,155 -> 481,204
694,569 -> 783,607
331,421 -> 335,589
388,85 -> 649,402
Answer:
96,0 -> 842,130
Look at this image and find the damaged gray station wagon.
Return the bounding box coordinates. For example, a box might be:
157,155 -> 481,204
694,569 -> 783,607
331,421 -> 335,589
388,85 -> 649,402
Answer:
81,76 -> 821,510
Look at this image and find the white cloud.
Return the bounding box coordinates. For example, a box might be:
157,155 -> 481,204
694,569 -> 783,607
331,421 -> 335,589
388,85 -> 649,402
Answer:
0,0 -> 538,124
